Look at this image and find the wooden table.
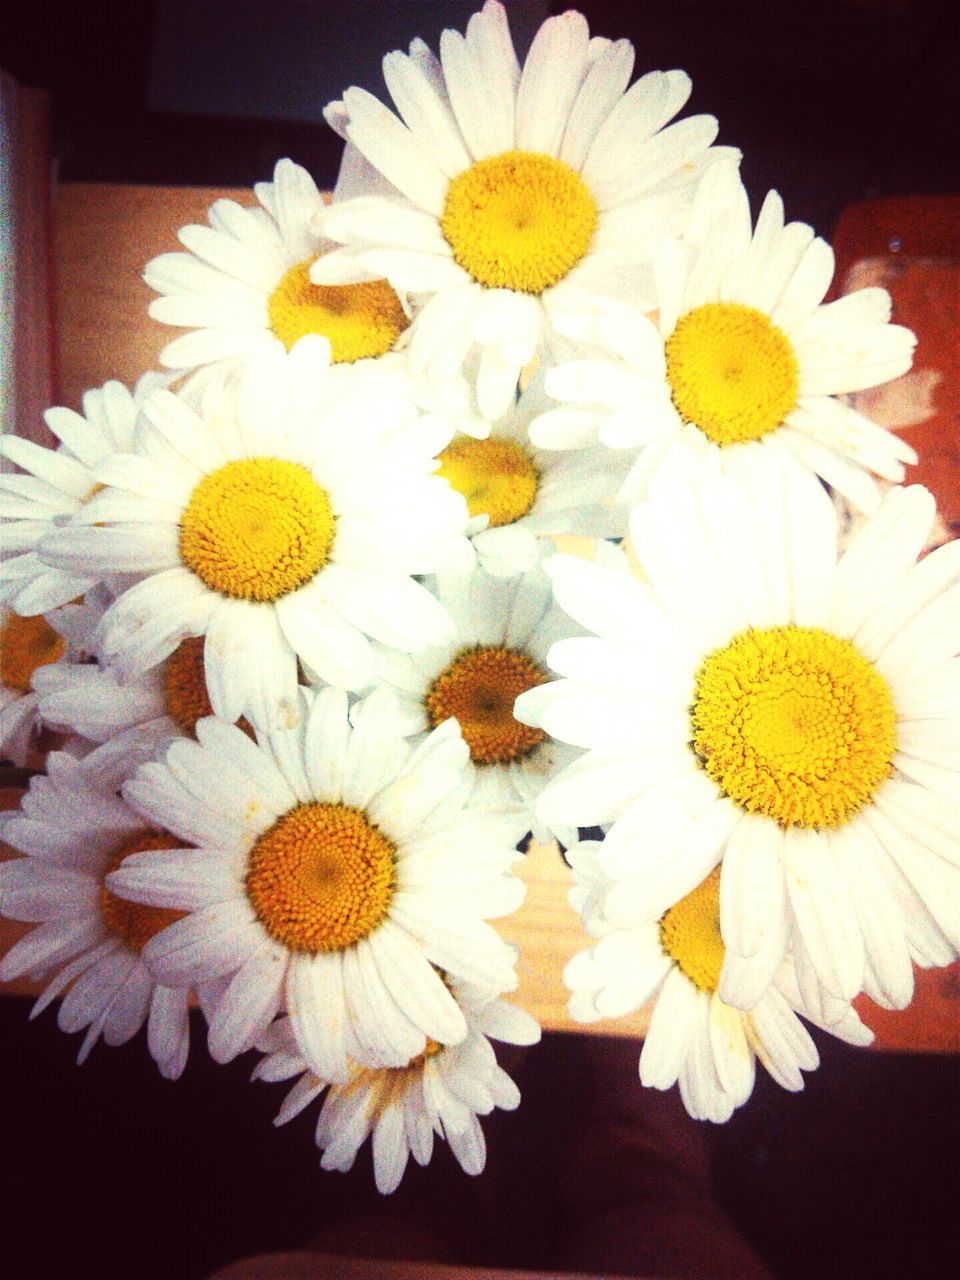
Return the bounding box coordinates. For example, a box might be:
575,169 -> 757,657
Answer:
2,183 -> 958,1051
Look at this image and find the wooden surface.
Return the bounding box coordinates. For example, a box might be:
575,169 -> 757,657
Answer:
2,183 -> 957,1052
52,183 -> 251,409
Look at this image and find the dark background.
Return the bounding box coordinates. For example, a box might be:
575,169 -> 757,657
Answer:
3,0 -> 960,235
2,2 -> 959,1276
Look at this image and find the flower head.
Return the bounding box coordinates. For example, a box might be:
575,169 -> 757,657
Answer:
253,978 -> 539,1193
534,164 -> 917,510
370,563 -> 587,845
518,464 -> 960,1013
315,1 -> 728,419
38,343 -> 468,721
0,752 -> 196,1077
106,687 -> 527,1080
565,851 -> 873,1122
144,158 -> 411,394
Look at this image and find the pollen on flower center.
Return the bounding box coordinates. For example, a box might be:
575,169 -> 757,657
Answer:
665,302 -> 799,445
440,150 -> 598,294
179,457 -> 335,602
691,625 -> 897,828
267,259 -> 409,362
245,803 -> 396,953
101,831 -> 189,953
0,613 -> 66,692
426,645 -> 548,766
436,437 -> 539,527
659,868 -> 724,994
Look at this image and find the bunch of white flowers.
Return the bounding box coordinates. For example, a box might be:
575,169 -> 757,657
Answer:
1,2 -> 956,1190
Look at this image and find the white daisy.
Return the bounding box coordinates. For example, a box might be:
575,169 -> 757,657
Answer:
517,464 -> 960,1015
368,563 -> 585,846
37,342 -> 468,720
105,686 -> 527,1080
434,372 -> 631,576
313,1 -> 731,420
144,157 -> 413,394
0,751 -> 196,1077
30,628 -> 254,789
1,594 -> 103,768
0,375 -> 164,614
533,162 -> 917,511
564,854 -> 873,1123
252,978 -> 540,1193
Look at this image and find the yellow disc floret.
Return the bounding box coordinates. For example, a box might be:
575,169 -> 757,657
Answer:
691,625 -> 897,828
101,831 -> 188,953
0,613 -> 66,692
426,645 -> 548,766
267,260 -> 409,362
659,867 -> 724,994
245,803 -> 396,953
440,150 -> 597,294
179,457 -> 335,602
665,302 -> 799,445
436,437 -> 539,527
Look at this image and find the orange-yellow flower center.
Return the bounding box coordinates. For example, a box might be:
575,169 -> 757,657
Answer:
436,437 -> 538,527
441,150 -> 597,294
426,645 -> 548,766
665,302 -> 799,445
691,625 -> 897,828
101,831 -> 188,953
659,867 -> 724,994
0,613 -> 66,693
267,260 -> 408,361
179,457 -> 335,602
245,803 -> 395,953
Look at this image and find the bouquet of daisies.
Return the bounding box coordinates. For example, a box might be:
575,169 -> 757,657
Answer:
2,2 -> 957,1195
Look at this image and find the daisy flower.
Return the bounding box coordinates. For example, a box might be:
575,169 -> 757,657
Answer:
30,630 -> 254,790
313,1 -> 729,420
144,157 -> 412,394
105,687 -> 527,1080
517,464 -> 960,1015
253,978 -> 540,1193
0,751 -> 196,1078
369,563 -> 585,846
0,376 -> 163,614
434,373 -> 631,576
533,162 -> 917,511
1,594 -> 103,767
564,854 -> 873,1123
37,342 -> 467,720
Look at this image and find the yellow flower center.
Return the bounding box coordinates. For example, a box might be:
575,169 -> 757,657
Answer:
101,831 -> 188,953
436,437 -> 538,527
179,457 -> 335,602
245,803 -> 395,953
426,645 -> 548,766
659,868 -> 724,994
691,626 -> 897,828
267,260 -> 408,362
0,613 -> 66,693
440,150 -> 597,294
665,302 -> 799,446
